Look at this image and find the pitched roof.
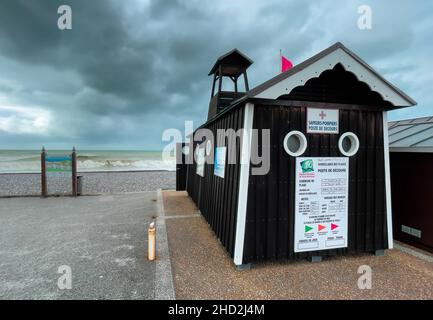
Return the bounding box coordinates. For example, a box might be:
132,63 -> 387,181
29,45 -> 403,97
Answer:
249,42 -> 416,108
208,48 -> 253,75
388,116 -> 433,150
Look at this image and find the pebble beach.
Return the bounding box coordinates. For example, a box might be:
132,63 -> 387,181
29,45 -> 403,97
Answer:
0,171 -> 176,197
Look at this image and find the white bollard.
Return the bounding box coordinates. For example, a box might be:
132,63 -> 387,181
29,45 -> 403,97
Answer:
148,222 -> 156,261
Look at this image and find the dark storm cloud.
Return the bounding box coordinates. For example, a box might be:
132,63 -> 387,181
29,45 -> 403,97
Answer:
0,0 -> 432,149
0,1 -> 153,98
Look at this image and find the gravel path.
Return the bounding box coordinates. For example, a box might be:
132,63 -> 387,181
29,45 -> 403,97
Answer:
0,171 -> 175,197
164,190 -> 433,300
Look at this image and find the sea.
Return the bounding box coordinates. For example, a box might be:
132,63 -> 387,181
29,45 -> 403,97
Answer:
0,150 -> 175,173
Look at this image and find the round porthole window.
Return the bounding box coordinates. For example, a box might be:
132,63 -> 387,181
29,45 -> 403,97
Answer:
338,132 -> 360,157
283,131 -> 308,157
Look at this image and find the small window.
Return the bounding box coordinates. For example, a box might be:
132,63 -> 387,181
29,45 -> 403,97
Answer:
338,132 -> 360,157
283,131 -> 308,157
182,145 -> 190,155
205,140 -> 212,156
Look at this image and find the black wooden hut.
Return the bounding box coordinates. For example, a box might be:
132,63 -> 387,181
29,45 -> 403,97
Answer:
181,42 -> 416,267
388,117 -> 433,253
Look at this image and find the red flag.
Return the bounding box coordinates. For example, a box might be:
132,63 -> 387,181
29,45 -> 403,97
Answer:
281,55 -> 293,72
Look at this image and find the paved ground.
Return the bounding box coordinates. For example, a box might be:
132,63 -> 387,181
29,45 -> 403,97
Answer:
2,189 -> 432,300
0,192 -> 159,299
163,190 -> 433,300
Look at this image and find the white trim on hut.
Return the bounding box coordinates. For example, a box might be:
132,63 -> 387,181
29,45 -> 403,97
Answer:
250,42 -> 415,108
383,111 -> 394,249
233,102 -> 254,266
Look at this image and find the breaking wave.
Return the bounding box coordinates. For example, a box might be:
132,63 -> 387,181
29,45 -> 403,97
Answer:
77,159 -> 175,171
0,150 -> 176,173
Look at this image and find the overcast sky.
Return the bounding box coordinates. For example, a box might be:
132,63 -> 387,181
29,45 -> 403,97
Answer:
0,0 -> 432,150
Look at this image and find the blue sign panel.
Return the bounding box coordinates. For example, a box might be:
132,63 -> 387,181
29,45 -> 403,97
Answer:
214,147 -> 226,178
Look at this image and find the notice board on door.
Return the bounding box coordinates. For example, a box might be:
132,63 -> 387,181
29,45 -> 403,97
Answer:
294,157 -> 349,253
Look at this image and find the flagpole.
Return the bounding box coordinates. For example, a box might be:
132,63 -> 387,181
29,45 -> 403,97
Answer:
279,49 -> 282,73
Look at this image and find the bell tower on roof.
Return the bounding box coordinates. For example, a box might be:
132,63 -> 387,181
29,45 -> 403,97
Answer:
207,49 -> 253,120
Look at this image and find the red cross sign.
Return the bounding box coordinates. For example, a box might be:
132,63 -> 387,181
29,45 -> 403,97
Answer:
319,110 -> 327,120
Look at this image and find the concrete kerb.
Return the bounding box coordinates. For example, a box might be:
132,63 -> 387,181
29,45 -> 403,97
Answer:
154,189 -> 176,300
394,242 -> 433,263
